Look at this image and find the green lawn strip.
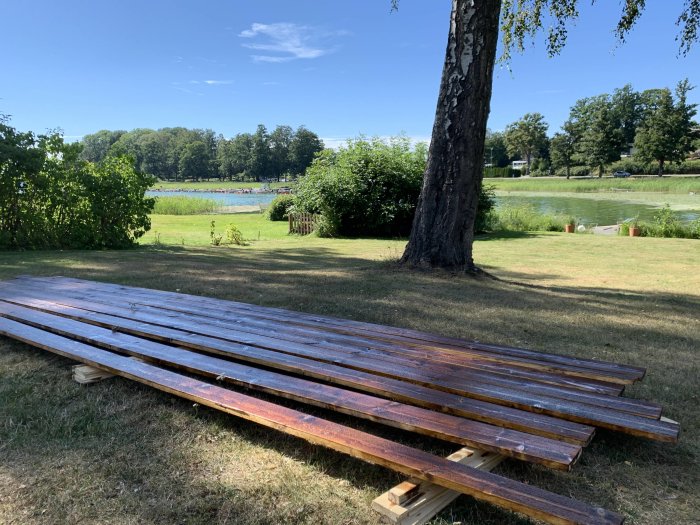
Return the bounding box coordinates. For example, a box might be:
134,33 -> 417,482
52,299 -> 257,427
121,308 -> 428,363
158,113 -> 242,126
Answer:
486,176 -> 700,194
0,230 -> 698,524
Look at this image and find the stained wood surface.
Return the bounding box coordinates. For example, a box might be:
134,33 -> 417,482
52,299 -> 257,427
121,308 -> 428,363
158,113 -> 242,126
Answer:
11,277 -> 624,396
21,275 -> 644,382
0,300 -> 581,470
0,283 -> 678,442
0,293 -> 594,445
0,316 -> 624,525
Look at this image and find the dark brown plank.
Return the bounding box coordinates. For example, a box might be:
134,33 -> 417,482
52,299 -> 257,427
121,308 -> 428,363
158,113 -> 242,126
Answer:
0,300 -> 581,470
0,317 -> 625,525
0,282 -> 661,420
27,275 -> 644,382
0,294 -> 594,444
14,278 -> 623,396
0,292 -> 679,442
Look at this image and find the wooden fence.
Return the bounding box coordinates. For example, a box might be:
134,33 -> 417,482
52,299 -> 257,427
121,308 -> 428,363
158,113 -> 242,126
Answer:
288,212 -> 317,235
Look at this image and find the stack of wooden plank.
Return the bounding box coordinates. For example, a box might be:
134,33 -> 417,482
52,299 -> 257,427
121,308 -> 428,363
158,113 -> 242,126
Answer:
0,276 -> 680,525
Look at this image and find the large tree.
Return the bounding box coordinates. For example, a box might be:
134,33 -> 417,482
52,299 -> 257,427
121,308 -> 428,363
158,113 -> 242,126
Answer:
504,113 -> 548,176
634,80 -> 698,176
397,0 -> 699,272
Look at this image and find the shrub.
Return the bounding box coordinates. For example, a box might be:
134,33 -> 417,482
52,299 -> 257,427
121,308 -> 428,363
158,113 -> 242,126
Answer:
225,223 -> 244,245
486,204 -> 568,233
0,120 -> 154,249
152,196 -> 219,215
484,166 -> 520,178
266,194 -> 296,221
295,136 -> 495,238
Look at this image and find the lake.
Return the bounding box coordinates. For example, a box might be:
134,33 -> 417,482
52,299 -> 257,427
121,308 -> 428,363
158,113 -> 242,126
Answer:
149,190 -> 700,225
495,193 -> 700,225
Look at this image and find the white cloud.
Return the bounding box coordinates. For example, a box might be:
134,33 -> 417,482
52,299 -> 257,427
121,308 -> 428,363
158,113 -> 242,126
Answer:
239,22 -> 345,63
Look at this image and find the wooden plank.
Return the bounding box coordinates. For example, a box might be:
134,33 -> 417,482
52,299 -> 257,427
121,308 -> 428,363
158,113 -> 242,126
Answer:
0,317 -> 624,525
15,278 -> 624,396
0,284 -> 662,421
0,301 -> 582,470
373,448 -> 505,525
0,293 -> 679,443
15,278 -> 643,384
26,276 -> 644,382
0,295 -> 595,445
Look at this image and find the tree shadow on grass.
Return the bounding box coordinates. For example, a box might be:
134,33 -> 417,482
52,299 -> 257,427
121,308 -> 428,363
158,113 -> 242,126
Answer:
0,243 -> 698,523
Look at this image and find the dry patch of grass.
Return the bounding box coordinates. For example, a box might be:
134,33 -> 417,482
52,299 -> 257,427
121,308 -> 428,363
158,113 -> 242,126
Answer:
0,232 -> 698,524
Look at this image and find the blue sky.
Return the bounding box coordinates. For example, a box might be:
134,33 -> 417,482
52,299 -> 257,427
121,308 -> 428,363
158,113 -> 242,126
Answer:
2,1 -> 698,146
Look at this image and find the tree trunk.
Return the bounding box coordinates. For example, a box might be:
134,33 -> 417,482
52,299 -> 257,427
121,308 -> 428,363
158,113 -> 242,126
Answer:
400,0 -> 501,272
598,165 -> 603,178
566,165 -> 571,179
658,159 -> 664,177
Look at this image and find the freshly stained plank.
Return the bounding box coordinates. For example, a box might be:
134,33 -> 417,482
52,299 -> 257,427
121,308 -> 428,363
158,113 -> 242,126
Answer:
0,301 -> 581,469
12,278 -> 623,396
0,318 -> 625,525
0,295 -> 594,445
0,293 -> 679,443
27,275 -> 644,382
0,283 -> 662,421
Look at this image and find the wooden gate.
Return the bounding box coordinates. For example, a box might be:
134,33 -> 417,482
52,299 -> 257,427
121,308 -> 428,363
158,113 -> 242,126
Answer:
288,212 -> 317,235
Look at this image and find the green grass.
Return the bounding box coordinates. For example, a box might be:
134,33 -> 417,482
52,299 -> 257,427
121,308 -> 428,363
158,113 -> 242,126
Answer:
1,219 -> 698,524
152,196 -> 221,215
486,176 -> 700,194
149,213 -> 288,245
152,180 -> 290,190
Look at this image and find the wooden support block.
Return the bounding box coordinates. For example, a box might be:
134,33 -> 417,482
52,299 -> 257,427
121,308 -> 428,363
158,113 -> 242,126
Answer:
72,364 -> 114,384
372,448 -> 505,525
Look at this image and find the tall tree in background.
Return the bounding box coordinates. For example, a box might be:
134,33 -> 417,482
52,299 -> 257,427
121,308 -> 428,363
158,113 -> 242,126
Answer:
484,130 -> 509,167
550,122 -> 578,179
504,113 -> 548,176
635,80 -> 698,176
574,96 -> 624,177
249,124 -> 270,182
269,125 -> 294,181
290,126 -> 324,177
395,0 -> 699,272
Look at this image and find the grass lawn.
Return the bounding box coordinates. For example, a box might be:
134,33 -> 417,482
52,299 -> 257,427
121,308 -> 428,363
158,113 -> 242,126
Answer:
1,214 -> 698,524
486,176 -> 700,194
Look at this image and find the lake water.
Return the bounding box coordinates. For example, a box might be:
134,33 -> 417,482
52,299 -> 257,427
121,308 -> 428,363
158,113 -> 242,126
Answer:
147,190 -> 278,207
149,190 -> 700,225
495,194 -> 699,225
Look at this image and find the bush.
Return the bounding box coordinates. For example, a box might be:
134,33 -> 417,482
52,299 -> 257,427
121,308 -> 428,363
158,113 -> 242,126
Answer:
0,120 -> 154,249
484,166 -> 520,178
294,137 -> 427,237
608,158 -> 700,175
618,206 -> 700,239
485,204 -> 568,233
152,196 -> 219,215
266,194 -> 296,221
295,136 -> 496,238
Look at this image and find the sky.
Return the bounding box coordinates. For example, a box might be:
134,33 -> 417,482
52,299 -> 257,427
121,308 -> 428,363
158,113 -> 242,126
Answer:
2,1 -> 698,147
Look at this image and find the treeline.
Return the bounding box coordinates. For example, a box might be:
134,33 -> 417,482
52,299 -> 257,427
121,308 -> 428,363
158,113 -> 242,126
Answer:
80,124 -> 324,183
487,80 -> 699,177
1,117 -> 153,249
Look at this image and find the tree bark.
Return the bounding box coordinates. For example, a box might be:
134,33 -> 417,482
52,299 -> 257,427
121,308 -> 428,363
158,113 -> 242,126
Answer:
400,0 -> 501,272
658,159 -> 664,177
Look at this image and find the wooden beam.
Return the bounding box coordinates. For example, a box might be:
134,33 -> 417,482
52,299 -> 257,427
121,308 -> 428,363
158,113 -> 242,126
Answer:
373,447 -> 505,525
22,276 -> 644,382
0,301 -> 581,470
0,316 -> 624,525
0,289 -> 678,442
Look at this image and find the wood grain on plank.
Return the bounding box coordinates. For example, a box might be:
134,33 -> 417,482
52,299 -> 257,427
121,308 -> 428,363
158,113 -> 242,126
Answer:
0,316 -> 624,525
0,300 -> 582,470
